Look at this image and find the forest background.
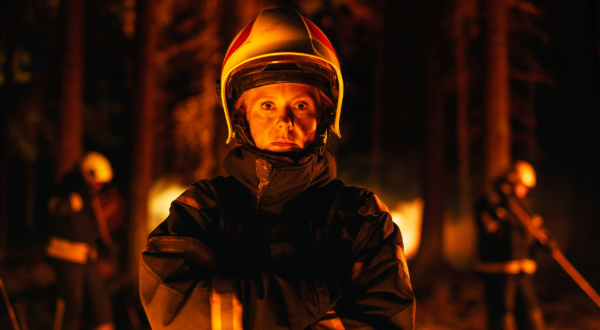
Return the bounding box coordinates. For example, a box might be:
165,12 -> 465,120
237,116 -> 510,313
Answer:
1,0 -> 600,328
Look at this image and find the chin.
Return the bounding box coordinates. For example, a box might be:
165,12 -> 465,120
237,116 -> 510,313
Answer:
264,143 -> 302,152
268,146 -> 301,152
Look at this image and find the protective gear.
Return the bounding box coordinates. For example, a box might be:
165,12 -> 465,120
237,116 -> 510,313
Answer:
80,151 -> 113,184
46,168 -> 114,330
507,161 -> 536,188
475,175 -> 544,330
218,8 -> 344,145
140,146 -> 415,329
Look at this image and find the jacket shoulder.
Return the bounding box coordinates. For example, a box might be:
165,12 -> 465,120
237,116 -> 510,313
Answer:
172,177 -> 227,211
334,181 -> 388,217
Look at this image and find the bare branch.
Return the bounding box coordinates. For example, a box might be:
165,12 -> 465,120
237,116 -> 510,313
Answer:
340,0 -> 379,30
507,0 -> 543,17
509,69 -> 556,88
156,24 -> 218,63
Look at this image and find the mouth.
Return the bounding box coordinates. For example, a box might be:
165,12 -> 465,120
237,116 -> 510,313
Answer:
270,140 -> 300,150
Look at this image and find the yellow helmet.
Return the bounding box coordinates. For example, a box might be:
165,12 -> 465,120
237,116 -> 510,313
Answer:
80,151 -> 113,184
508,161 -> 536,188
218,7 -> 344,144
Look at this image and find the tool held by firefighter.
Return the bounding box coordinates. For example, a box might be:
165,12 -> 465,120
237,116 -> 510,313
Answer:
0,276 -> 21,330
507,198 -> 600,309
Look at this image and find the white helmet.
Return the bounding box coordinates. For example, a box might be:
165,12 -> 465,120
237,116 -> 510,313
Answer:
508,160 -> 536,188
80,151 -> 113,184
218,7 -> 344,145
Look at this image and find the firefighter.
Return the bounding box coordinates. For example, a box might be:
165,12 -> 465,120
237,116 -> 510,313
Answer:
474,161 -> 546,330
140,8 -> 415,330
46,151 -> 114,330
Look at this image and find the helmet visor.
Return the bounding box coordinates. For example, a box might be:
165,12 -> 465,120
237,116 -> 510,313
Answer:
226,56 -> 338,110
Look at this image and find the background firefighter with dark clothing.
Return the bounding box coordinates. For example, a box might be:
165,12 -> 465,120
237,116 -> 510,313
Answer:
474,161 -> 547,330
139,8 -> 415,330
46,151 -> 115,330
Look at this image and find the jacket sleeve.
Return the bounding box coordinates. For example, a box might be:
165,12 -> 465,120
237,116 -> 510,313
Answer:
140,187 -> 338,330
48,194 -> 76,217
328,194 -> 415,330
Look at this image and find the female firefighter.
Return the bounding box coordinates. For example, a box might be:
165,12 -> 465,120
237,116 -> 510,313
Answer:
140,8 -> 415,330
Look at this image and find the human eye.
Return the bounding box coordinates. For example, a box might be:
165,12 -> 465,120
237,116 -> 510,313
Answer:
294,102 -> 308,110
261,102 -> 275,110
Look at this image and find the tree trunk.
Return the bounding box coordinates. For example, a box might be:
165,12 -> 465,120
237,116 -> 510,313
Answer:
129,0 -> 159,284
454,0 -> 472,219
0,29 -> 16,262
57,0 -> 85,182
370,0 -> 386,191
0,90 -> 7,261
413,17 -> 446,278
199,0 -> 222,180
483,0 -> 510,184
567,0 -> 598,265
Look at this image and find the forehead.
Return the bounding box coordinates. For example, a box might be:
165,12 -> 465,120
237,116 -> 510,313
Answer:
247,83 -> 321,102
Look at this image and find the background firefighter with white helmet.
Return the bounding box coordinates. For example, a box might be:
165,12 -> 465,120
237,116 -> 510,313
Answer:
140,7 -> 415,330
474,161 -> 550,330
46,151 -> 115,330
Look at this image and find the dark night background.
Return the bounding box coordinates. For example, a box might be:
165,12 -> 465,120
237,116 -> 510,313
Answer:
1,0 -> 600,328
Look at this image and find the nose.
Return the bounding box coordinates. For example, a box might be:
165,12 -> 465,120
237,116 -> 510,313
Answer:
276,108 -> 294,130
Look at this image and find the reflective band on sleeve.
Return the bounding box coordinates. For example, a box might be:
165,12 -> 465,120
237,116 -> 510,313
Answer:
175,195 -> 202,210
45,236 -> 90,264
474,259 -> 537,274
211,288 -> 222,330
351,244 -> 410,280
521,259 -> 537,274
210,287 -> 243,330
232,293 -> 243,330
311,311 -> 345,330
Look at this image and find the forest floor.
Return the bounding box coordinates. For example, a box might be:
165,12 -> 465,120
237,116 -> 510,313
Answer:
1,256 -> 600,329
414,265 -> 600,330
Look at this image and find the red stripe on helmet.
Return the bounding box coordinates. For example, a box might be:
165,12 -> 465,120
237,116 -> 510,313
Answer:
304,18 -> 337,57
223,20 -> 255,69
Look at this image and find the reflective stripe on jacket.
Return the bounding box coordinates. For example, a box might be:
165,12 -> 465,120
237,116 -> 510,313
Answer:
45,236 -> 94,264
474,259 -> 537,274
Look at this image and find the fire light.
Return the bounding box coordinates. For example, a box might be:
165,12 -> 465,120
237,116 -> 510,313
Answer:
148,179 -> 187,233
389,198 -> 424,260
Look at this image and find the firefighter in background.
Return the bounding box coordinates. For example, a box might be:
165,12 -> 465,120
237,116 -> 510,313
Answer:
140,8 -> 415,330
475,161 -> 549,330
46,151 -> 114,330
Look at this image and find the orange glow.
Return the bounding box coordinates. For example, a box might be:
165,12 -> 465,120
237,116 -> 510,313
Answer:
148,179 -> 187,233
389,198 -> 424,260
443,214 -> 477,270
522,171 -> 535,187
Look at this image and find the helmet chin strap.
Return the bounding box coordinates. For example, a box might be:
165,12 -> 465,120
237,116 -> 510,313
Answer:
306,120 -> 330,156
233,120 -> 255,146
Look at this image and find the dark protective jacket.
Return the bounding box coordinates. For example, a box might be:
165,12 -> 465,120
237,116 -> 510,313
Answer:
140,146 -> 415,330
474,179 -> 538,274
48,169 -> 102,247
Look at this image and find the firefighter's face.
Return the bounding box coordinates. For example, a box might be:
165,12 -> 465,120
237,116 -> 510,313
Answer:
83,170 -> 104,191
244,83 -> 321,152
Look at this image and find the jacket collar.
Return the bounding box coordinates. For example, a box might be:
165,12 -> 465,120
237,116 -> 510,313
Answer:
223,145 -> 336,216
